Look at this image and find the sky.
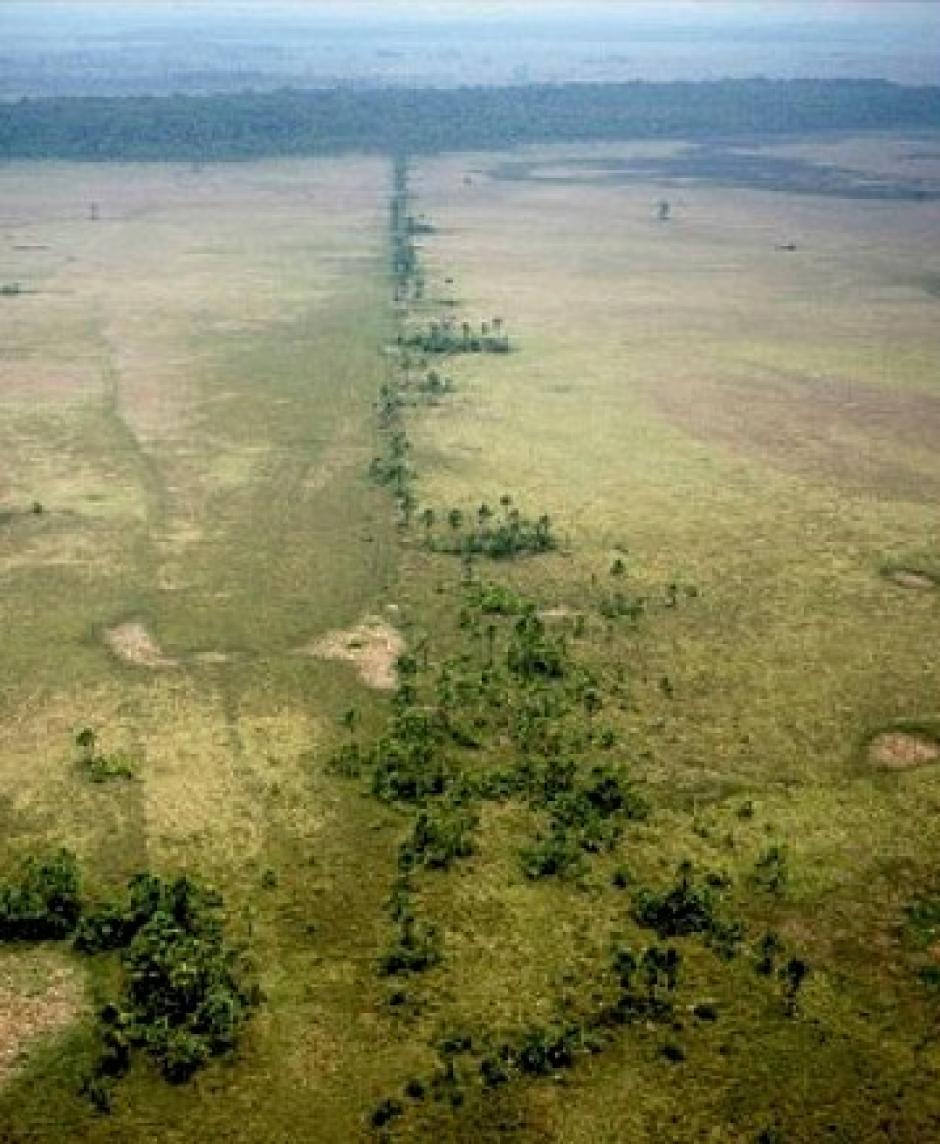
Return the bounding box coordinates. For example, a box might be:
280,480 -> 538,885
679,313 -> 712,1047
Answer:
1,1 -> 937,96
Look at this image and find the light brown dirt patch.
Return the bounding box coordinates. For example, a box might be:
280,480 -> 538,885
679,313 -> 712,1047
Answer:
868,731 -> 940,769
300,618 -> 404,691
539,605 -> 579,621
104,621 -> 177,669
0,955 -> 84,1088
886,569 -> 937,591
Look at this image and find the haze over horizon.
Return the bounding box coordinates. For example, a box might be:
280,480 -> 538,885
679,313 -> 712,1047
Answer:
2,0 -> 938,98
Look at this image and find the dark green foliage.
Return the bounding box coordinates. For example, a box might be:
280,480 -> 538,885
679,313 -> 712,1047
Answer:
74,727 -> 135,783
919,965 -> 940,991
370,732 -> 450,804
370,1097 -> 404,1129
518,758 -> 647,878
85,753 -> 136,783
607,943 -> 681,1023
404,1076 -> 426,1100
633,861 -> 722,939
4,81 -> 939,162
751,844 -> 789,895
906,891 -> 940,948
98,875 -> 257,1083
465,580 -> 527,616
379,914 -> 442,976
520,828 -> 585,880
755,930 -> 784,977
779,957 -> 810,1015
399,807 -> 477,871
434,503 -> 556,561
0,849 -> 82,941
76,874 -> 258,1092
80,1075 -> 114,1115
507,611 -> 565,679
416,370 -> 453,399
74,902 -> 137,953
400,318 -> 510,356
598,591 -> 646,623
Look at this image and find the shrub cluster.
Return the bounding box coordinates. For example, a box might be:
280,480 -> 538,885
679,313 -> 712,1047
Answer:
0,849 -> 82,941
80,874 -> 259,1091
399,317 -> 510,356
433,502 -> 556,561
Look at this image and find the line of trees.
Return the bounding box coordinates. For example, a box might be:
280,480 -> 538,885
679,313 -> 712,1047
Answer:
2,80 -> 939,160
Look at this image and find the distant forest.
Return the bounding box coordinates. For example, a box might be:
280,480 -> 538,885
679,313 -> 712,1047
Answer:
1,80 -> 939,161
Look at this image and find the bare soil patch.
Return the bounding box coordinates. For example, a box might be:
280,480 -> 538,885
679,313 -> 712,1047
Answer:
0,957 -> 84,1088
539,605 -> 579,621
868,731 -> 940,770
104,621 -> 178,669
300,618 -> 404,691
885,569 -> 938,591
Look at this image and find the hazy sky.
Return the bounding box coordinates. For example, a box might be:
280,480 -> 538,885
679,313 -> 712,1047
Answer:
2,1 -> 937,96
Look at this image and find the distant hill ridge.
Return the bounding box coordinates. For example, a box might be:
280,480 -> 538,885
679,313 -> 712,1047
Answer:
2,79 -> 939,160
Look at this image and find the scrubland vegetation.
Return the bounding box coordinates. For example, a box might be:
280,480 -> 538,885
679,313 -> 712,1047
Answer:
1,119 -> 940,1143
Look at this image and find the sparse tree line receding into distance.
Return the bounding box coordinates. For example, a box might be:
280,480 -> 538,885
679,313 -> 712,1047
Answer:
1,79 -> 939,160
346,156 -> 820,1134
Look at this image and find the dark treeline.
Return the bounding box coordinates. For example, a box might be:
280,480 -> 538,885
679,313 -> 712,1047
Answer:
2,79 -> 939,161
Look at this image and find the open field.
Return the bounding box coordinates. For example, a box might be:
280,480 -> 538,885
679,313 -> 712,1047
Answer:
1,133 -> 939,1142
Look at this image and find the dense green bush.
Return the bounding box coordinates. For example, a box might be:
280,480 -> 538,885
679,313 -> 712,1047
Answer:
0,849 -> 82,941
634,861 -> 721,939
81,874 -> 258,1089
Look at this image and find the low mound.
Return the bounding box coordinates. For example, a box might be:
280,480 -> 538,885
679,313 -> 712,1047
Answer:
0,957 -> 84,1088
104,621 -> 177,668
868,731 -> 940,770
300,618 -> 404,691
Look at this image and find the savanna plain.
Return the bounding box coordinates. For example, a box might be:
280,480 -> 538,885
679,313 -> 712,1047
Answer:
1,134 -> 939,1142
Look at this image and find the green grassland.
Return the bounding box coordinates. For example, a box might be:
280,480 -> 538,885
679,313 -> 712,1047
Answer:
1,135 -> 940,1142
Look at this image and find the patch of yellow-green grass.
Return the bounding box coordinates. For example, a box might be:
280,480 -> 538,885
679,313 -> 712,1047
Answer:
3,137 -> 940,1142
369,140 -> 940,1140
0,157 -> 423,1142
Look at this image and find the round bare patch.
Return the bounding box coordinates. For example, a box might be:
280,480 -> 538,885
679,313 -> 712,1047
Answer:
886,568 -> 937,591
299,618 -> 404,691
868,731 -> 940,769
104,621 -> 177,668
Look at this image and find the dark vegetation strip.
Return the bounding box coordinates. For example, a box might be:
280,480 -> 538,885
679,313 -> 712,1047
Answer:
2,79 -> 940,161
345,157 -> 819,1137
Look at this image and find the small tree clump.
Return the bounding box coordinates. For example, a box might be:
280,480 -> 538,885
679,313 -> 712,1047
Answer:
0,849 -> 82,941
